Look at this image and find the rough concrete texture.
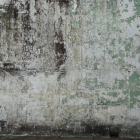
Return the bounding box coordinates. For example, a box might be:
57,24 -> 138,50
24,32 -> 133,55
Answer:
0,0 -> 140,138
0,137 -> 139,140
0,137 -> 136,140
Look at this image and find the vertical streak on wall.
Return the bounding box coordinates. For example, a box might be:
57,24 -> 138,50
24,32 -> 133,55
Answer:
0,0 -> 140,137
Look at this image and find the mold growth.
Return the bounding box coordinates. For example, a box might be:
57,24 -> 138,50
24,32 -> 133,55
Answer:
54,30 -> 67,79
58,0 -> 69,9
134,0 -> 140,15
46,0 -> 69,9
22,1 -> 30,33
0,63 -> 20,73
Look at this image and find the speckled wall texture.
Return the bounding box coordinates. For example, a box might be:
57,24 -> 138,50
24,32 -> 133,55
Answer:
0,0 -> 140,137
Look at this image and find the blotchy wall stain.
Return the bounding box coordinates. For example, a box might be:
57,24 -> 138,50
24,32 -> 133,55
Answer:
54,30 -> 67,71
0,0 -> 140,137
47,0 -> 69,9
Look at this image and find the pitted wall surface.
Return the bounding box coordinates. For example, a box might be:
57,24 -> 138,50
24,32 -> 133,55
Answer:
0,0 -> 140,137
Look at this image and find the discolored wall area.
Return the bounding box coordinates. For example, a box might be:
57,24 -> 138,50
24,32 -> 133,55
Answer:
0,0 -> 140,137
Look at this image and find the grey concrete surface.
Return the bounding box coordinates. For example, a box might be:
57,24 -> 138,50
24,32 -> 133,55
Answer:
0,137 -> 139,140
0,0 -> 140,137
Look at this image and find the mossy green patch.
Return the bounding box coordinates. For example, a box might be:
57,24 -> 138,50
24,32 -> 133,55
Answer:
129,72 -> 140,91
62,98 -> 67,104
108,50 -> 113,54
112,54 -> 118,58
110,38 -> 116,46
89,99 -> 94,105
123,9 -> 128,12
124,16 -> 136,26
123,90 -> 129,95
43,115 -> 47,118
136,46 -> 140,54
0,54 -> 3,60
125,4 -> 128,8
102,106 -> 108,109
125,43 -> 131,52
117,96 -> 128,104
130,89 -> 140,108
61,124 -> 67,129
134,0 -> 140,15
87,40 -> 95,45
110,115 -> 115,121
86,80 -> 94,90
70,96 -> 75,100
119,50 -> 125,57
107,92 -> 117,97
118,80 -> 125,89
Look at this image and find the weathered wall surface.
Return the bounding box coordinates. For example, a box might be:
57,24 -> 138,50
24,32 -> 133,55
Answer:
0,0 -> 140,137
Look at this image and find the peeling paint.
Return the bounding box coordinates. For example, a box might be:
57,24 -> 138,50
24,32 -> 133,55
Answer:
0,0 -> 140,137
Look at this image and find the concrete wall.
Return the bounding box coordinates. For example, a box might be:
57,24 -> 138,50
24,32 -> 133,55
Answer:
0,0 -> 140,137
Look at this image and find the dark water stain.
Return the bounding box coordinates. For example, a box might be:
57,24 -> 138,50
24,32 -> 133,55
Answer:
0,123 -> 139,137
110,132 -> 119,137
58,0 -> 69,9
22,1 -> 30,31
0,1 -> 14,38
21,1 -> 33,62
14,6 -> 18,21
0,121 -> 7,131
18,125 -> 34,132
54,30 -> 67,73
55,42 -> 66,70
85,125 -> 93,134
75,0 -> 80,14
13,32 -> 19,42
57,67 -> 66,80
3,63 -> 19,70
81,123 -> 121,137
0,63 -> 20,76
46,0 -> 69,9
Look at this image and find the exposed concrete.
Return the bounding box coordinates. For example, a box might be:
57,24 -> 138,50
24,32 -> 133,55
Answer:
0,137 -> 139,140
0,0 -> 140,137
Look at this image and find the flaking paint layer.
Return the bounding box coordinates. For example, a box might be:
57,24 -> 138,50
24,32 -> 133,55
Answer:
0,0 -> 140,137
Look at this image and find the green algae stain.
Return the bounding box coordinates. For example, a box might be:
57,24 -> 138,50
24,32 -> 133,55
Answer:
86,80 -> 94,90
119,50 -> 125,57
62,98 -> 67,104
125,43 -> 131,52
107,92 -> 117,97
43,115 -> 47,118
136,46 -> 140,54
110,38 -> 116,46
61,124 -> 67,130
97,95 -> 128,106
123,90 -> 129,95
123,9 -> 128,12
125,4 -> 129,8
118,80 -> 125,89
98,82 -> 107,89
89,99 -> 94,105
129,72 -> 140,108
0,54 -> 3,60
124,16 -> 136,27
102,106 -> 108,109
97,96 -> 129,107
130,91 -> 140,108
117,96 -> 128,104
110,115 -> 115,121
87,40 -> 95,45
108,50 -> 113,55
70,95 -> 75,100
134,0 -> 140,15
112,54 -> 118,59
97,97 -> 108,105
